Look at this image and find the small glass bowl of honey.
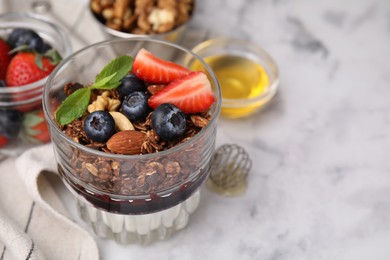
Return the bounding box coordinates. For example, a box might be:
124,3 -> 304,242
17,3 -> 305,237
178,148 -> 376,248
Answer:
190,38 -> 279,119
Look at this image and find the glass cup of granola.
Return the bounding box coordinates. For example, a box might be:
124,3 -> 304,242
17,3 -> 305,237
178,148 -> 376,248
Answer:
43,38 -> 221,245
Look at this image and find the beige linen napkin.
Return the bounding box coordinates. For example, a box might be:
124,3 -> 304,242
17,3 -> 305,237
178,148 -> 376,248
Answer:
0,144 -> 99,260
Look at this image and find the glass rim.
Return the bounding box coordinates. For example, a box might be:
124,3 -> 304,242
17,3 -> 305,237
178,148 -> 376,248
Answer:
43,37 -> 222,161
191,37 -> 280,105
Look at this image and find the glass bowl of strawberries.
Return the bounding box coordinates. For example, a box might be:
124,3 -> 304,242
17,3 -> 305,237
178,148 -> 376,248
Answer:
43,38 -> 221,244
0,12 -> 72,154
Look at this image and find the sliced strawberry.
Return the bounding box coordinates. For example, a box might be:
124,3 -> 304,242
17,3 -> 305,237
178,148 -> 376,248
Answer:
0,39 -> 11,80
147,84 -> 166,95
148,71 -> 215,114
6,52 -> 56,86
132,48 -> 190,84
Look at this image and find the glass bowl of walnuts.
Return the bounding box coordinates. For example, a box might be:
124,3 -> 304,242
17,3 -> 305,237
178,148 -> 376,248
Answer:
89,0 -> 195,43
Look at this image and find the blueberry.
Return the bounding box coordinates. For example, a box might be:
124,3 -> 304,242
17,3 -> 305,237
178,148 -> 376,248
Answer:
117,74 -> 146,98
37,42 -> 52,54
84,111 -> 115,142
122,92 -> 151,122
0,109 -> 23,138
151,103 -> 186,141
8,28 -> 44,51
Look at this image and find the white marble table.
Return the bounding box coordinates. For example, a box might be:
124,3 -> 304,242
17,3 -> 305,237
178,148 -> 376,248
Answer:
2,0 -> 390,259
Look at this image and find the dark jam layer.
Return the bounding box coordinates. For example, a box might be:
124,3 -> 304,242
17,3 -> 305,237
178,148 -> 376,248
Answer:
58,164 -> 210,215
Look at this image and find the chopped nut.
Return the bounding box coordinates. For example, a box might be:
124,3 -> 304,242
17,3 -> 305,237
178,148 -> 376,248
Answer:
102,7 -> 115,20
85,163 -> 99,176
100,0 -> 114,8
90,0 -> 102,13
106,18 -> 122,31
113,0 -> 130,18
122,8 -> 136,30
148,8 -> 175,32
88,91 -> 121,113
137,12 -> 152,32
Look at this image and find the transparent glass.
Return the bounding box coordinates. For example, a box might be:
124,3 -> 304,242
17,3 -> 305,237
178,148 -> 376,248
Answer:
43,38 -> 221,245
191,38 -> 279,119
0,12 -> 72,154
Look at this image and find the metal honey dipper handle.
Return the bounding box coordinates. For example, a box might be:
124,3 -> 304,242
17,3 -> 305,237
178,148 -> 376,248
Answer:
207,144 -> 252,196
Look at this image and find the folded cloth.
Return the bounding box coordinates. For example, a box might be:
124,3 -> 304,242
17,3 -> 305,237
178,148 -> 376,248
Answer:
0,144 -> 99,260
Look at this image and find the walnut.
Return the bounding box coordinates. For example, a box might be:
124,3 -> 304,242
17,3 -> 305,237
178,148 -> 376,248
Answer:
135,0 -> 154,15
106,18 -> 122,31
90,0 -> 102,13
102,7 -> 115,20
148,8 -> 175,32
137,12 -> 152,32
113,0 -> 130,18
87,91 -> 121,113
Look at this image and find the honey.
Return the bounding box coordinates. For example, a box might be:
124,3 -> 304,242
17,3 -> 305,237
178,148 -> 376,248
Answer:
191,54 -> 271,118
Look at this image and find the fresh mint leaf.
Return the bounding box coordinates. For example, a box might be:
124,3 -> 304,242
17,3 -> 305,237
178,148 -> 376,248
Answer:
90,73 -> 117,89
95,55 -> 133,84
93,82 -> 121,90
56,88 -> 91,126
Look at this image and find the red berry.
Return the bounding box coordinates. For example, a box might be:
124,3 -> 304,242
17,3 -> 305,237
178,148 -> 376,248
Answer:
0,39 -> 11,80
132,48 -> 190,84
148,71 -> 215,114
0,135 -> 9,148
23,108 -> 51,143
5,52 -> 56,86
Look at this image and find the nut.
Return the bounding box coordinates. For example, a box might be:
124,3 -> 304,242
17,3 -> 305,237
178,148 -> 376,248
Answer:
107,130 -> 147,155
148,8 -> 175,32
113,0 -> 130,18
88,91 -> 121,113
109,111 -> 135,131
102,7 -> 115,20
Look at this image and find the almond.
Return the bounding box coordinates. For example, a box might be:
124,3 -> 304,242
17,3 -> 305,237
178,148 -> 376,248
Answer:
106,130 -> 146,155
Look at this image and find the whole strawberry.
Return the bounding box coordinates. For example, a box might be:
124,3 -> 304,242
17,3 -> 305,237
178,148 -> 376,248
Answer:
5,52 -> 57,86
0,39 -> 11,80
23,108 -> 50,143
0,135 -> 9,148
